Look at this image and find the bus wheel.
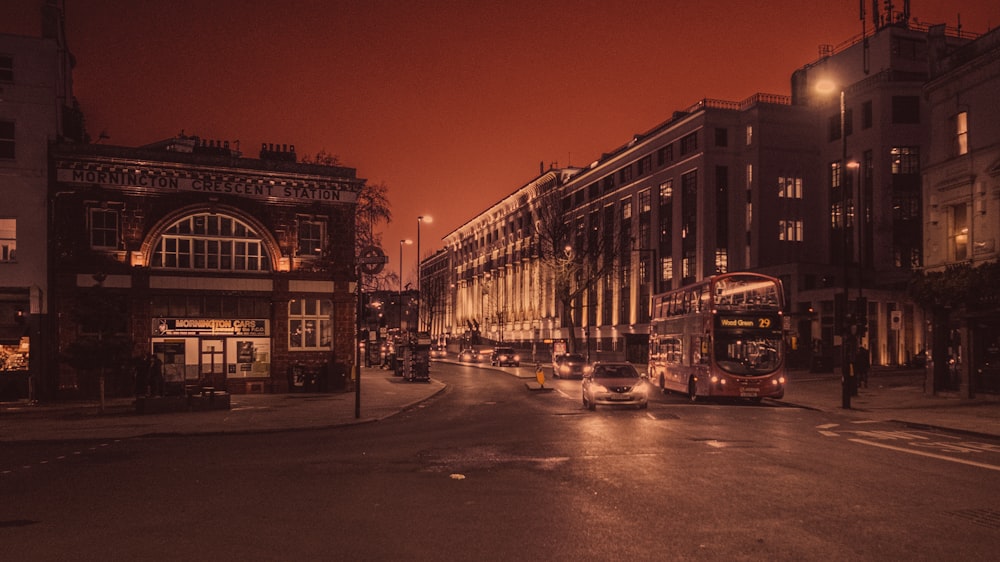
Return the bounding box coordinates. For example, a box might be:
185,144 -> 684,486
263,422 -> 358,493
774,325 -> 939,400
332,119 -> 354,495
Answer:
688,378 -> 699,402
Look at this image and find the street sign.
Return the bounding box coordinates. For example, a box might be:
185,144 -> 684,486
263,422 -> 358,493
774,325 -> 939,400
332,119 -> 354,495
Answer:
358,246 -> 387,274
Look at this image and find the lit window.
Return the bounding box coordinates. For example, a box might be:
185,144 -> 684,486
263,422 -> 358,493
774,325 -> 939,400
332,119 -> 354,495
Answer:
0,218 -> 15,262
660,257 -> 673,284
152,212 -> 271,271
89,208 -> 119,249
950,203 -> 969,261
746,124 -> 753,145
890,147 -> 920,174
714,248 -> 728,273
778,176 -> 802,199
659,181 -> 673,205
288,298 -> 332,350
779,219 -> 803,242
830,161 -> 842,189
956,111 -> 968,156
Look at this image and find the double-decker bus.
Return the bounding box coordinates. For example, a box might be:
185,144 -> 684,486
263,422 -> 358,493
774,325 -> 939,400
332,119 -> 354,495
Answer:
648,272 -> 786,401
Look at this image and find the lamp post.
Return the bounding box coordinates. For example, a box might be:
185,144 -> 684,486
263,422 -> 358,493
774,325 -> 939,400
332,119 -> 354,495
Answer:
837,88 -> 856,408
399,238 -> 412,330
817,80 -> 856,408
416,215 -> 431,332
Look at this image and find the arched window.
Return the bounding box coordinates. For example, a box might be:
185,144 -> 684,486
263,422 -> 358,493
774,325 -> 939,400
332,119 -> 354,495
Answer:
151,213 -> 271,272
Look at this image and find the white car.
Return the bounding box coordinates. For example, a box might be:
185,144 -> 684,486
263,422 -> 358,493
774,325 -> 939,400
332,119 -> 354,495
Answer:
582,362 -> 649,410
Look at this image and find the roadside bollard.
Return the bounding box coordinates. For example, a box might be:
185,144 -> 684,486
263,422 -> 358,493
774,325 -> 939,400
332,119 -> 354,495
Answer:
535,363 -> 545,388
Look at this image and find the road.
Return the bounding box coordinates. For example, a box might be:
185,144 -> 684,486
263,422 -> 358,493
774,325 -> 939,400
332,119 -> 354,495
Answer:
3,361 -> 999,561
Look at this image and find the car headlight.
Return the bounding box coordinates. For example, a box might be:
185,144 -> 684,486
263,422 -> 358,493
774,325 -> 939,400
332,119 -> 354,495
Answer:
592,384 -> 609,393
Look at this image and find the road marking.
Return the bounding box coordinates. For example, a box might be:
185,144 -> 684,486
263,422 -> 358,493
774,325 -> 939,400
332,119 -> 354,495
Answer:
816,423 -> 839,430
850,438 -> 1000,472
819,431 -> 839,437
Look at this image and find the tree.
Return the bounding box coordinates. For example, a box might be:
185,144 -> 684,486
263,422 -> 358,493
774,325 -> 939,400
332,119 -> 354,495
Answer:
301,151 -> 394,290
532,177 -> 619,353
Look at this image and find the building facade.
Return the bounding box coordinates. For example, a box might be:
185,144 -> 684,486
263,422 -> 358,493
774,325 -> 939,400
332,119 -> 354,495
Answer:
923,25 -> 1000,395
47,137 -> 363,398
426,13 -> 985,375
0,5 -> 81,400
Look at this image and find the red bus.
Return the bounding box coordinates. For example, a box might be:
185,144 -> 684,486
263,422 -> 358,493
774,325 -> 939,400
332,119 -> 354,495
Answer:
648,272 -> 786,401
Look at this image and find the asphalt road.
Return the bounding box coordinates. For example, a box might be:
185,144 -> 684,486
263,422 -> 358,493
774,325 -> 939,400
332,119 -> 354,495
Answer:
3,361 -> 1000,561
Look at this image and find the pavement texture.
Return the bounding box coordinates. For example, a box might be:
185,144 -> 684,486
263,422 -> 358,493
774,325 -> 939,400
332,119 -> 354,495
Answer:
1,364 -> 997,443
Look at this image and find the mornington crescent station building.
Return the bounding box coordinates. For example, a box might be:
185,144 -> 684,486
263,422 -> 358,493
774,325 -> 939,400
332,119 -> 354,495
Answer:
44,136 -> 363,399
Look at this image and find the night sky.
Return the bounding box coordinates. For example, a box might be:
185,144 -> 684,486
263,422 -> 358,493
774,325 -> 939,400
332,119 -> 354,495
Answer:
4,0 -> 998,283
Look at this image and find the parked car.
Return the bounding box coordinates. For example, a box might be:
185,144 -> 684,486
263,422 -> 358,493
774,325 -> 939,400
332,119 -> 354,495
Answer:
582,361 -> 649,410
552,353 -> 588,379
490,347 -> 520,367
458,348 -> 480,363
429,345 -> 448,359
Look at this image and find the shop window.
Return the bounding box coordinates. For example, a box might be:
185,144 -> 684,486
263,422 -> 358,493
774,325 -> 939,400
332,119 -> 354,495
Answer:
288,298 -> 332,350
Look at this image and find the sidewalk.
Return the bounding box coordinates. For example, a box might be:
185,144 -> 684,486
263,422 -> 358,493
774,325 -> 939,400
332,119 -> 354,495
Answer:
779,367 -> 1000,438
0,367 -> 445,443
1,364 -> 998,443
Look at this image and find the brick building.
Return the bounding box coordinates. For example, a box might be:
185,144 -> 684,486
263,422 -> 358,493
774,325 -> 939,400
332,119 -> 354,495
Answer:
47,137 -> 363,398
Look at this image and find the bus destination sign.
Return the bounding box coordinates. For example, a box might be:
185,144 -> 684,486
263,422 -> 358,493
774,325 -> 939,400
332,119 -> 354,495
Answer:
715,314 -> 781,332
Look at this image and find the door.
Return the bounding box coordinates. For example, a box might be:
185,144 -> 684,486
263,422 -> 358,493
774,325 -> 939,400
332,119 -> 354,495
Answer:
200,338 -> 226,389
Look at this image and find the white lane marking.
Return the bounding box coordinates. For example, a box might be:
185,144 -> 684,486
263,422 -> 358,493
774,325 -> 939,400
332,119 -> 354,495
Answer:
849,438 -> 1000,472
819,431 -> 839,437
816,423 -> 839,430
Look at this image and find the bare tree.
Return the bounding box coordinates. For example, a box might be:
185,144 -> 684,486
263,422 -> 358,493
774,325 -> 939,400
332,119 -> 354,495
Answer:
302,151 -> 394,290
532,177 -> 618,353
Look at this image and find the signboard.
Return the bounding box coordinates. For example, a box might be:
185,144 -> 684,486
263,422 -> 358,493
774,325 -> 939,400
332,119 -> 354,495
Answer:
154,318 -> 269,336
57,167 -> 358,204
715,314 -> 782,333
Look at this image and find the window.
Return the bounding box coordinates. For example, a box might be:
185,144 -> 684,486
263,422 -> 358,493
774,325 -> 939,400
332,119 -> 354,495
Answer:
779,219 -> 803,242
618,165 -> 633,184
602,175 -> 615,192
661,257 -> 673,284
862,100 -> 873,129
0,55 -> 12,82
891,96 -> 920,124
830,202 -> 843,229
715,127 -> 728,147
288,298 -> 332,350
714,248 -> 728,274
778,176 -> 802,199
830,161 -> 842,189
659,180 -> 673,205
639,189 -> 651,213
152,212 -> 271,271
950,203 -> 969,261
955,111 -> 968,156
621,198 -> 632,220
0,218 -> 15,262
657,144 -> 674,166
746,164 -> 753,189
297,218 -> 325,256
637,155 -> 652,175
746,124 -> 753,145
680,132 -> 697,155
0,120 -> 13,159
890,147 -> 920,174
90,208 -> 120,249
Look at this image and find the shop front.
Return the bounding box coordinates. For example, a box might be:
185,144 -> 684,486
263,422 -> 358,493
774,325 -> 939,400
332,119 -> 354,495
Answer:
152,318 -> 271,394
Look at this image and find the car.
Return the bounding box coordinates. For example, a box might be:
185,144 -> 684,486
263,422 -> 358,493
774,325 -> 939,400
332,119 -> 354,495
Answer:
458,348 -> 480,363
490,347 -> 520,367
552,353 -> 588,379
582,361 -> 649,410
429,345 -> 448,359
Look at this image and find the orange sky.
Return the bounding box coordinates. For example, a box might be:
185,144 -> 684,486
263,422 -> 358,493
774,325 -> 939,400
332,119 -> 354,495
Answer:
4,1 -> 998,284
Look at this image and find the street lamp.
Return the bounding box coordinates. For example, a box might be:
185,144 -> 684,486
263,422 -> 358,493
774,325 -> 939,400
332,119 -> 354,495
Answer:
417,215 -> 432,332
399,238 -> 412,330
818,80 -> 857,408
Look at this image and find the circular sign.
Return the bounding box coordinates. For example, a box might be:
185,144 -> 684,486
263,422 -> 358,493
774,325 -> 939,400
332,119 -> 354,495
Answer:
358,246 -> 387,275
